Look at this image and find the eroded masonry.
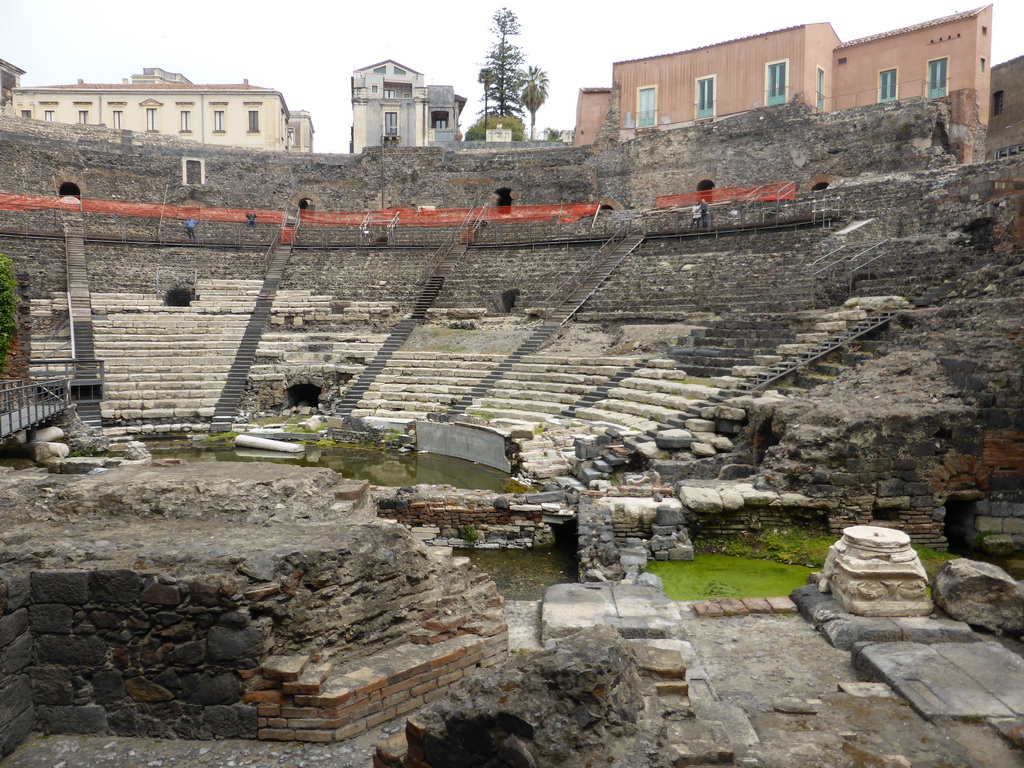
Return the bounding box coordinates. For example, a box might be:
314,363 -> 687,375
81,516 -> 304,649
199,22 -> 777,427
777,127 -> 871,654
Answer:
0,89 -> 1022,765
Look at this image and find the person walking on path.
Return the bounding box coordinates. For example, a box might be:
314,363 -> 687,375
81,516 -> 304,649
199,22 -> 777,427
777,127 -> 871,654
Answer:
185,218 -> 197,241
691,203 -> 701,229
245,212 -> 257,228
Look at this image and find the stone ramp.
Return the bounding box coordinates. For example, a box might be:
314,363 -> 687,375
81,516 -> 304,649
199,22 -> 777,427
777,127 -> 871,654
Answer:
540,582 -> 684,642
853,641 -> 1024,721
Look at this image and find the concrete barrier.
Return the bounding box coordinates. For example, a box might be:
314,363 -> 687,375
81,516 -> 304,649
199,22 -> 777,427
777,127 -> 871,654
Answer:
416,421 -> 511,473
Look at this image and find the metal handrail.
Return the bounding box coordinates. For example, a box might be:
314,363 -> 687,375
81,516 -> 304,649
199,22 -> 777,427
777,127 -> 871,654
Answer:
541,219 -> 633,310
0,377 -> 71,439
31,358 -> 105,382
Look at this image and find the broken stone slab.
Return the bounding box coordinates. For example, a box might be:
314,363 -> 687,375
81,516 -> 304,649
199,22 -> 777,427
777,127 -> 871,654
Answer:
853,641 -> 1024,720
234,435 -> 305,454
676,486 -> 722,514
541,583 -> 682,643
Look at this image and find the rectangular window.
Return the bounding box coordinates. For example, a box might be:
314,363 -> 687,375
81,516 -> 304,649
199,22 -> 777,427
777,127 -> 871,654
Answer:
696,77 -> 715,119
248,110 -> 260,132
78,110 -> 89,124
213,110 -> 225,132
879,69 -> 898,102
980,58 -> 986,74
928,58 -> 948,98
44,110 -> 54,122
184,159 -> 203,185
637,86 -> 656,127
371,84 -> 379,94
816,68 -> 825,111
112,110 -> 122,129
180,110 -> 191,132
767,61 -> 787,106
146,108 -> 157,131
383,88 -> 396,99
993,90 -> 1004,116
384,111 -> 398,137
21,109 -> 31,118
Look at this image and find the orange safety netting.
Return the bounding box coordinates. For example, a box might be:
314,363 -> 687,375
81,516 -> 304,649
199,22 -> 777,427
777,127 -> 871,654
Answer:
0,193 -> 284,224
0,193 -> 601,228
655,182 -> 797,209
299,203 -> 601,228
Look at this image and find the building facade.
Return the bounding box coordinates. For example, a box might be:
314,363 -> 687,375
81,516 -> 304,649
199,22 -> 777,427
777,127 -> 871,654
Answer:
986,56 -> 1024,160
11,67 -> 312,152
576,6 -> 992,154
0,58 -> 25,111
350,60 -> 464,153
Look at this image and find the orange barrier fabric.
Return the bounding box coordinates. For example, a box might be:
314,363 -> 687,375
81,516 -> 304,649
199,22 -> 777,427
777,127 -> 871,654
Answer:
655,183 -> 797,209
299,203 -> 601,228
0,193 -> 600,228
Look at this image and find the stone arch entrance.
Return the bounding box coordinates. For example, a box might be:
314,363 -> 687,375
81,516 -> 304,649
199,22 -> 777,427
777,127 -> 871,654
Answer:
494,187 -> 513,207
597,198 -> 624,212
501,289 -> 520,313
943,499 -> 979,549
696,179 -> 715,192
809,174 -> 836,192
58,181 -> 81,197
284,382 -> 322,409
298,198 -> 315,211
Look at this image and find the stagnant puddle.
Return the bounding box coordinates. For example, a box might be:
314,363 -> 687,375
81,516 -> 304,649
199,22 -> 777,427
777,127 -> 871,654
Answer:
145,440 -> 520,493
647,554 -> 815,601
460,546 -> 579,601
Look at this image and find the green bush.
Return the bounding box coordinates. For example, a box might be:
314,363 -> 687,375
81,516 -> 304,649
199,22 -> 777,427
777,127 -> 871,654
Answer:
0,254 -> 17,376
465,115 -> 526,142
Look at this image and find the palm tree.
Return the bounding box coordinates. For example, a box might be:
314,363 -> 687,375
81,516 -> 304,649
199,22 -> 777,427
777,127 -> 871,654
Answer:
520,65 -> 549,141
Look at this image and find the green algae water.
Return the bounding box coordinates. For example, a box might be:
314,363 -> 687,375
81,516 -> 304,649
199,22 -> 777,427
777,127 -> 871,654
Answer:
145,440 -> 515,492
647,554 -> 813,601
461,547 -> 579,601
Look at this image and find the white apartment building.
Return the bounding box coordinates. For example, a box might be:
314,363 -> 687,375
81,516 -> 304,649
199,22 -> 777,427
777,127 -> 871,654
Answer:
12,67 -> 312,152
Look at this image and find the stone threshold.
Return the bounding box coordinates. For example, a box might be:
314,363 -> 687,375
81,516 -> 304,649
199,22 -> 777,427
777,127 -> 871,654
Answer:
688,595 -> 798,616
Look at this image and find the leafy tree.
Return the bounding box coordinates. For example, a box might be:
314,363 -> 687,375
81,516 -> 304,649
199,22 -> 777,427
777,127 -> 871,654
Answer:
465,115 -> 525,142
520,65 -> 549,140
543,127 -> 565,142
482,8 -> 525,118
0,254 -> 17,376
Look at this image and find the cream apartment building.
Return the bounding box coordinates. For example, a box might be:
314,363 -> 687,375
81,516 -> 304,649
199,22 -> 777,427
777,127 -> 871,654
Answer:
12,67 -> 312,152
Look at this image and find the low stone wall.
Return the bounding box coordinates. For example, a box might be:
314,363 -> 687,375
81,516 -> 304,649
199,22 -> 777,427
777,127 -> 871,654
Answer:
0,464 -> 508,750
416,421 -> 512,473
375,487 -> 559,549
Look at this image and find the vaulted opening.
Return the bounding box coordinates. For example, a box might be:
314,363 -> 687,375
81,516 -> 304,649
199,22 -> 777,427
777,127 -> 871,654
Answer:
283,383 -> 321,409
495,187 -> 513,207
163,285 -> 194,307
58,182 -> 81,197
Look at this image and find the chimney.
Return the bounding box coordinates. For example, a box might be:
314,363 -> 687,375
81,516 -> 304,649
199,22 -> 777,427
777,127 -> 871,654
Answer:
123,78 -> 129,85
77,79 -> 84,85
244,78 -> 249,86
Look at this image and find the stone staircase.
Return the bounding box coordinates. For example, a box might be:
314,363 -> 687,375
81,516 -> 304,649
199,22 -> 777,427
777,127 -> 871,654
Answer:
210,242 -> 292,432
91,281 -> 259,431
667,316 -> 799,379
62,217 -> 102,427
351,351 -> 503,420
333,242 -> 469,419
465,356 -> 636,426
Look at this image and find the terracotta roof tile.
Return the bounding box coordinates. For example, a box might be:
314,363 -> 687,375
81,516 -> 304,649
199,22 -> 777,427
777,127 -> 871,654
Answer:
837,6 -> 988,49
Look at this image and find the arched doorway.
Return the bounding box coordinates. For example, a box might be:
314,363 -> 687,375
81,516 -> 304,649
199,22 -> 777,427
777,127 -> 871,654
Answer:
298,198 -> 315,211
283,383 -> 322,409
811,181 -> 830,191
495,187 -> 513,207
58,182 -> 81,197
696,179 -> 715,191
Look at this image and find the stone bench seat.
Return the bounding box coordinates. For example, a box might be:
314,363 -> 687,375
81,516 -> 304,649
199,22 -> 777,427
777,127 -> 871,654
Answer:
519,355 -> 636,367
101,405 -> 214,420
96,340 -> 242,351
571,406 -> 659,432
624,373 -> 720,398
104,371 -> 227,384
371,373 -> 491,388
466,405 -> 564,425
355,398 -> 445,414
491,379 -> 592,396
369,382 -> 475,396
485,385 -> 580,405
500,370 -> 613,386
474,396 -> 567,416
589,397 -> 683,423
512,362 -> 629,375
103,392 -> 222,406
390,351 -> 505,364
606,386 -> 707,412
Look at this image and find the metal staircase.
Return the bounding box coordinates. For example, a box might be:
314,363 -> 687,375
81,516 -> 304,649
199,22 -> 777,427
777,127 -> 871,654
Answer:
738,310 -> 900,392
332,237 -> 470,420
447,231 -> 644,417
209,236 -> 292,432
61,217 -> 103,427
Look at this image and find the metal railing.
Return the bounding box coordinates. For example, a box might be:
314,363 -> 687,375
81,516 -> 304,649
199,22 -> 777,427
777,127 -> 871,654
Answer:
810,238 -> 891,305
30,358 -> 105,383
540,219 -> 635,313
0,378 -> 71,439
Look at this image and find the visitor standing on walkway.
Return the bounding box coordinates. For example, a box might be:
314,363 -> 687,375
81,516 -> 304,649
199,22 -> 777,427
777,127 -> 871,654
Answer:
699,201 -> 710,229
245,212 -> 257,228
185,218 -> 197,241
691,203 -> 701,229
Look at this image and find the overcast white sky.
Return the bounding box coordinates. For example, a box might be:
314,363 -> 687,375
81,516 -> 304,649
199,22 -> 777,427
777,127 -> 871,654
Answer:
3,1 -> 1020,154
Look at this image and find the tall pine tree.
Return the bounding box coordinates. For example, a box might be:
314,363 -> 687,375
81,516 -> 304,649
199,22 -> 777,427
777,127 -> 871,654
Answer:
482,8 -> 525,119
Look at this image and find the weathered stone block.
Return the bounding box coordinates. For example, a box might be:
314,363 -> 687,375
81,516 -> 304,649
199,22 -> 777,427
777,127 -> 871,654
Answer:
31,571 -> 89,605
89,570 -> 142,604
203,704 -> 258,739
206,626 -> 265,662
36,634 -> 107,666
29,603 -> 73,634
35,705 -> 108,734
0,608 -> 28,650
